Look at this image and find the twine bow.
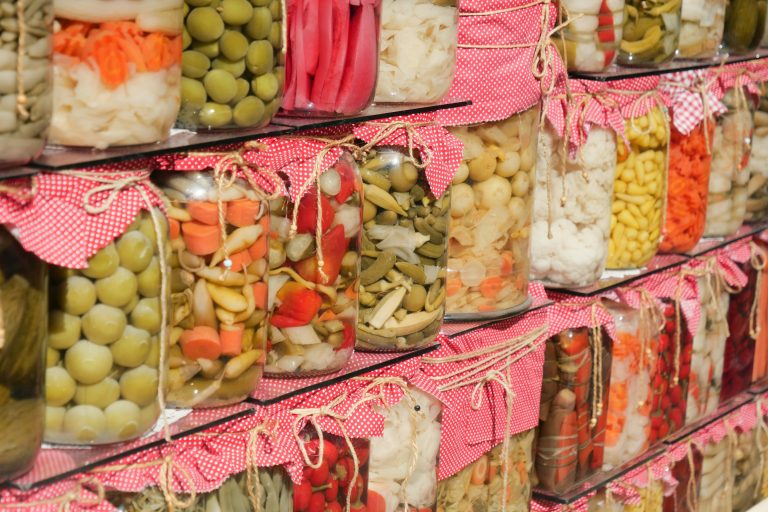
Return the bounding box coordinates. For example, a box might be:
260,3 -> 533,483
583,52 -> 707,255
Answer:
15,0 -> 28,120
749,241 -> 766,340
635,287 -> 665,374
158,456 -> 198,512
246,420 -> 278,512
361,121 -> 434,170
2,477 -> 105,511
671,267 -> 700,385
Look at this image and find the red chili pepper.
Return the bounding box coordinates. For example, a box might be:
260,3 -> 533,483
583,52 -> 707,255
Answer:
334,456 -> 354,488
309,460 -> 331,487
323,439 -> 340,466
334,161 -> 357,203
295,190 -> 335,234
308,492 -> 327,512
272,282 -> 323,326
348,474 -> 364,503
294,481 -> 312,512
326,503 -> 343,512
324,478 -> 339,501
295,224 -> 347,285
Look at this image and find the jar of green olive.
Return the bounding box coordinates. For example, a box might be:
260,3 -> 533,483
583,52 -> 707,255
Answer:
45,209 -> 170,444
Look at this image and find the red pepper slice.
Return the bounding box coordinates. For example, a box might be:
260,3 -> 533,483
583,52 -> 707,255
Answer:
295,190 -> 335,234
334,161 -> 357,203
295,224 -> 347,285
273,281 -> 323,325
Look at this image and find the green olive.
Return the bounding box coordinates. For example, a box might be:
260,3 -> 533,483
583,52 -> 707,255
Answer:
182,28 -> 191,50
117,231 -> 153,273
233,96 -> 265,127
74,378 -> 120,408
140,404 -> 160,430
65,340 -> 114,385
82,304 -> 127,345
138,213 -> 165,253
232,78 -> 250,104
221,0 -> 254,25
403,284 -> 427,312
264,98 -> 279,119
219,30 -> 249,61
182,77 -> 207,111
64,405 -> 107,442
268,21 -> 281,49
245,7 -> 272,39
246,40 -> 274,75
130,298 -> 161,334
95,267 -> 138,308
122,295 -> 139,315
251,73 -> 278,101
390,162 -> 419,192
274,65 -> 285,89
186,7 -> 225,42
120,365 -> 158,407
144,338 -> 160,368
59,275 -> 97,316
82,243 -> 119,279
111,325 -> 151,368
136,257 -> 161,298
48,310 -> 81,350
203,69 -> 239,104
182,50 -> 210,78
105,400 -> 143,440
199,102 -> 233,127
46,366 -> 76,407
269,0 -> 281,19
212,57 -> 246,78
191,40 -> 220,59
46,347 -> 60,367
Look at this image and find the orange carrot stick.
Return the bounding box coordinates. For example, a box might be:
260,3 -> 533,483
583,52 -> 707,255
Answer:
182,221 -> 221,256
188,201 -> 221,226
180,326 -> 221,360
220,323 -> 245,357
226,199 -> 261,227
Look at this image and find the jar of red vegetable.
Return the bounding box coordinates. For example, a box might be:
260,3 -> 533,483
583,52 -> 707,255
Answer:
266,153 -> 362,376
663,443 -> 702,512
282,0 -> 382,116
51,0 -> 183,149
721,258 -> 759,401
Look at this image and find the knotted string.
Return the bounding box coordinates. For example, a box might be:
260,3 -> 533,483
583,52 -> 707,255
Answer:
2,477 -> 105,511
158,455 -> 198,512
360,121 -> 434,170
15,0 -> 28,120
635,287 -> 665,376
671,267 -> 699,385
749,241 -> 766,340
245,420 -> 277,512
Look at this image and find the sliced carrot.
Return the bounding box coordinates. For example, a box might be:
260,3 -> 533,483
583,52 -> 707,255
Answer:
220,323 -> 245,357
501,251 -> 515,275
252,282 -> 268,311
225,199 -> 261,227
168,218 -> 180,240
318,309 -> 337,322
344,284 -> 357,300
479,276 -> 503,299
181,221 -> 221,256
188,201 -> 221,226
446,278 -> 462,297
225,249 -> 252,270
179,326 -> 221,360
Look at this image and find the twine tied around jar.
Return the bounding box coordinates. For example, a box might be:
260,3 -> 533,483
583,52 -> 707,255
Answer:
685,441 -> 701,512
635,287 -> 665,377
15,0 -> 28,120
670,267 -> 699,386
749,240 -> 767,340
245,420 -> 278,512
1,476 -> 105,511
361,121 -> 434,171
699,255 -> 739,336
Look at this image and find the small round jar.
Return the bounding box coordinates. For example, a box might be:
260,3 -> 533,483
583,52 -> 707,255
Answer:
266,153 -> 362,376
557,0 -> 625,72
677,0 -> 727,58
50,0 -> 183,148
356,148 -> 448,352
46,210 -> 168,444
178,0 -> 284,130
618,0 -> 682,66
446,107 -> 538,319
374,0 -> 458,103
0,227 -> 47,481
722,0 -> 767,54
531,125 -> 617,288
155,172 -> 269,408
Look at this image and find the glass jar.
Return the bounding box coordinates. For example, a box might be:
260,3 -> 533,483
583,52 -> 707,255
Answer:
677,0 -> 727,58
722,0 -> 767,53
436,429 -> 535,512
745,90 -> 768,223
685,276 -> 729,422
446,107 -> 538,319
50,0 -> 183,149
0,1 -> 52,169
618,0 -> 682,66
732,427 -> 761,512
663,444 -> 702,512
535,327 -> 611,492
698,437 -> 732,512
602,300 -> 659,470
46,210 -> 167,444
177,0 -> 283,130
374,0 -> 457,103
607,107 -> 668,269
704,90 -> 754,238
282,0 -> 381,116
356,148 -> 447,352
721,259 -> 758,401
660,121 -> 713,253
556,0 -> 625,72
155,172 -> 268,408
531,126 -> 616,288
267,154 -> 362,376
0,227 -> 46,481
368,388 -> 442,512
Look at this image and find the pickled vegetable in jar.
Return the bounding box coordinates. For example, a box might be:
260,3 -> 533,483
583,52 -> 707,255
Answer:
282,0 -> 382,115
46,210 -> 168,444
663,444 -> 702,512
178,0 -> 284,130
677,0 -> 727,58
607,107 -> 668,269
619,0 -> 682,66
722,0 -> 767,53
720,259 -> 758,402
531,126 -> 617,288
0,0 -> 53,169
556,0 -> 625,72
732,426 -> 761,511
0,227 -> 47,481
703,89 -> 754,238
155,172 -> 268,408
267,154 -> 362,376
698,437 -> 732,512
446,107 -> 538,319
374,0 -> 457,103
356,148 -> 447,352
50,0 -> 183,149
745,90 -> 768,223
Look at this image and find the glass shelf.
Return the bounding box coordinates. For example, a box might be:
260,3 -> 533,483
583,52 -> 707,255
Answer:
570,50 -> 768,81
28,100 -> 471,171
250,343 -> 440,405
679,223 -> 768,258
440,297 -> 554,338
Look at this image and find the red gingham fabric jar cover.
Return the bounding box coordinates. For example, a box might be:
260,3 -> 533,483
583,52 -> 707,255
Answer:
746,58 -> 768,83
711,62 -> 761,106
692,399 -> 759,447
659,70 -> 727,136
0,160 -> 165,269
352,113 -> 463,199
435,0 -> 565,126
0,477 -> 116,512
607,76 -> 669,120
545,291 -> 617,340
422,308 -> 549,479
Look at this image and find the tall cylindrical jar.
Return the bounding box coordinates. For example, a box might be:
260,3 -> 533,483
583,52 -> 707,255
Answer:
445,107 -> 538,319
178,0 -> 284,130
698,436 -> 733,512
722,0 -> 767,54
282,0 -> 381,115
703,88 -> 754,238
356,148 -> 447,352
556,0 -> 625,72
531,125 -> 616,288
607,106 -> 668,269
0,227 -> 47,481
677,0 -> 727,58
154,173 -> 268,408
374,0 -> 457,103
50,0 -> 183,149
721,258 -> 759,401
618,0 -> 682,66
732,426 -> 762,512
745,88 -> 768,223
46,210 -> 168,443
0,0 -> 52,169
266,153 -> 362,376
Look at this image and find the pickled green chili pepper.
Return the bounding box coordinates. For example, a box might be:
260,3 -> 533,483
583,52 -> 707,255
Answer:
619,0 -> 682,65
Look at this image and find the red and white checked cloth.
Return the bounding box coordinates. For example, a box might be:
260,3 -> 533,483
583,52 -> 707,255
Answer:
659,70 -> 727,136
0,476 -> 116,512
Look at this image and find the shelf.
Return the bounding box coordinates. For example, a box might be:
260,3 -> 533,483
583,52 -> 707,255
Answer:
680,223 -> 768,259
570,50 -> 768,81
249,343 -> 440,405
440,296 -> 554,338
27,100 -> 471,172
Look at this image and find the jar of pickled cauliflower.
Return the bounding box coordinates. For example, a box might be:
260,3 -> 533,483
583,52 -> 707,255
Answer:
0,227 -> 47,480
282,0 -> 382,115
677,0 -> 727,58
0,0 -> 52,168
178,0 -> 284,130
607,106 -> 668,269
557,0 -> 625,72
266,153 -> 362,376
46,210 -> 168,444
618,0 -> 682,65
356,148 -> 448,351
50,0 -> 183,149
374,0 -> 457,103
703,88 -> 754,238
722,0 -> 767,53
745,89 -> 768,223
446,107 -> 538,319
531,125 -> 617,288
154,172 -> 268,408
